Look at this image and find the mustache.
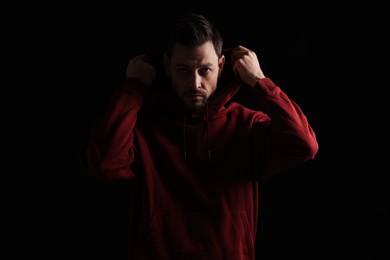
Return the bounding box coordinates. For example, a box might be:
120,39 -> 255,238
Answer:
184,89 -> 207,96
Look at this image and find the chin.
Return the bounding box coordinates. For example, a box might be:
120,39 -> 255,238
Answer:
185,101 -> 205,111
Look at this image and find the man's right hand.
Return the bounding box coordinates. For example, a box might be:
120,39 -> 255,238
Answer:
126,55 -> 157,87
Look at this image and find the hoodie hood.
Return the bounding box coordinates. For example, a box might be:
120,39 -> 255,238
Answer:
141,49 -> 243,160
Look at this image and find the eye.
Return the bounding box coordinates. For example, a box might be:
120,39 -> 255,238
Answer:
199,67 -> 211,75
176,67 -> 188,74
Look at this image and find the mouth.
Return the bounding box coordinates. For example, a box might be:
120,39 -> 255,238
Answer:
186,94 -> 204,100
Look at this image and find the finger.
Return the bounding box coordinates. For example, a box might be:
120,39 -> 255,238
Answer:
132,54 -> 153,63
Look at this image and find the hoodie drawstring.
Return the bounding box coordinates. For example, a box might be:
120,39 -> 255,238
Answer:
183,111 -> 187,160
205,104 -> 211,159
182,104 -> 211,160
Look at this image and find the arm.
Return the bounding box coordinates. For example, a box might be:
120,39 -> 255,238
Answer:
80,55 -> 156,181
252,77 -> 318,179
231,46 -> 319,179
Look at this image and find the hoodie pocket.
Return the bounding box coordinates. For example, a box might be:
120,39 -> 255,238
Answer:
139,210 -> 255,259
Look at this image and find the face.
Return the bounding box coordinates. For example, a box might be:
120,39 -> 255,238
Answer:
164,41 -> 225,111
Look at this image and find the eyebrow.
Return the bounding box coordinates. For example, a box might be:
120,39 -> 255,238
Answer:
175,62 -> 215,68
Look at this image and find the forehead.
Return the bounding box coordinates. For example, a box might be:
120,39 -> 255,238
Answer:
170,41 -> 219,66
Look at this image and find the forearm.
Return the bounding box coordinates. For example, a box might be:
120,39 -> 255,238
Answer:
252,78 -> 319,178
81,78 -> 146,180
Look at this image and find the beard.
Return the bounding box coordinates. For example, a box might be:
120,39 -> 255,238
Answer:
181,89 -> 209,111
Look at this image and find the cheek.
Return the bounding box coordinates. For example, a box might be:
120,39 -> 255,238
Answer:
207,85 -> 217,96
171,79 -> 185,95
206,78 -> 218,93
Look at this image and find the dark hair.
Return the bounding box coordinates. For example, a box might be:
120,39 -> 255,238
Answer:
163,13 -> 223,58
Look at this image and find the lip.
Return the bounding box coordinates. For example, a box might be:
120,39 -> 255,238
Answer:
186,93 -> 205,97
186,94 -> 204,101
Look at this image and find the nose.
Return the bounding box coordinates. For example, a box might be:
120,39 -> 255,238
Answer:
189,72 -> 202,89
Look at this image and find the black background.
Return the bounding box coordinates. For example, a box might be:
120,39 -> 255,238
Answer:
12,2 -> 388,259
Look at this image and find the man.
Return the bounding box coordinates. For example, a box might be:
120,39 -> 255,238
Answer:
81,12 -> 318,260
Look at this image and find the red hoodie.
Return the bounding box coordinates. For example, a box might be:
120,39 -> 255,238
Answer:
81,56 -> 318,259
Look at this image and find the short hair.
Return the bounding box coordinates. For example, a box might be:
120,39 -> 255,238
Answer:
163,13 -> 223,58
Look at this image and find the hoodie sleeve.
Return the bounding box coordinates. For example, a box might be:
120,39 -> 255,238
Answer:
80,78 -> 147,181
251,77 -> 319,180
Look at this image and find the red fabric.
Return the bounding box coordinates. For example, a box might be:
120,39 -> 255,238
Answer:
81,69 -> 318,259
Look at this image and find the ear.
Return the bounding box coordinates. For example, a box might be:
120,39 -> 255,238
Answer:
163,55 -> 170,77
218,55 -> 225,77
